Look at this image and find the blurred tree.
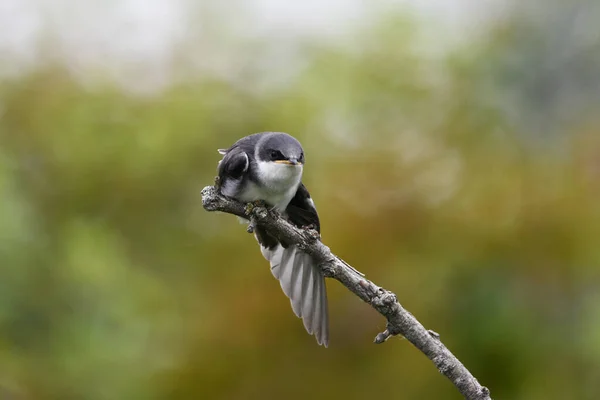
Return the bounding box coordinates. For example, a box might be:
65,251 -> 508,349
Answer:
0,3 -> 599,400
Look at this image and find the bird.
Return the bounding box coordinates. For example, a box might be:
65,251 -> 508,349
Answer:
215,132 -> 329,346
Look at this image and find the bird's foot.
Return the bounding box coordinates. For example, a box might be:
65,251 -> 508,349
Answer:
244,200 -> 267,215
302,224 -> 321,240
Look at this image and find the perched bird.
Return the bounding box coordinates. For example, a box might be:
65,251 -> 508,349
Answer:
216,132 -> 328,346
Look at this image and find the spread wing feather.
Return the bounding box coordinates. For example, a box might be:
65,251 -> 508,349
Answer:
261,244 -> 329,346
257,183 -> 328,346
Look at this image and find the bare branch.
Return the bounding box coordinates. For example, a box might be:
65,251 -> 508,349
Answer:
201,185 -> 492,400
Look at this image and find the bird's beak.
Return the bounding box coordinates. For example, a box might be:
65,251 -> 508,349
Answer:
274,158 -> 301,166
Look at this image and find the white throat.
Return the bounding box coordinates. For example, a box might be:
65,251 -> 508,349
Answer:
239,161 -> 303,211
257,161 -> 302,188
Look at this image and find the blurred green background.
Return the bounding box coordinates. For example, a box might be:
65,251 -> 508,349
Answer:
1,1 -> 600,399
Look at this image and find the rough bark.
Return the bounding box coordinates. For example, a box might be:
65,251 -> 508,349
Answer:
201,185 -> 492,400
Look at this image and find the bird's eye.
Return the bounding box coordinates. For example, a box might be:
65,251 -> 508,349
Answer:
270,150 -> 284,160
300,152 -> 304,162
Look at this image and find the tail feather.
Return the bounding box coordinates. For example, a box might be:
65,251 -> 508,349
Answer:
300,259 -> 315,335
290,250 -> 305,317
312,268 -> 329,346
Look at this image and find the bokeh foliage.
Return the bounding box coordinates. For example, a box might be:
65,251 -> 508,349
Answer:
1,3 -> 600,399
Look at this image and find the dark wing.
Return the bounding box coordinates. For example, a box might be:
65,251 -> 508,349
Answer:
255,182 -> 320,250
217,149 -> 249,180
216,134 -> 267,194
257,183 -> 319,250
216,148 -> 250,198
285,183 -> 320,233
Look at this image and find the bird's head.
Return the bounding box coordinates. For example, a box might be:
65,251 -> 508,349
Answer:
257,132 -> 305,166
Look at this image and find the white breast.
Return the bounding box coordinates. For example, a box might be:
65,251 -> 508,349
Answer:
239,161 -> 303,211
